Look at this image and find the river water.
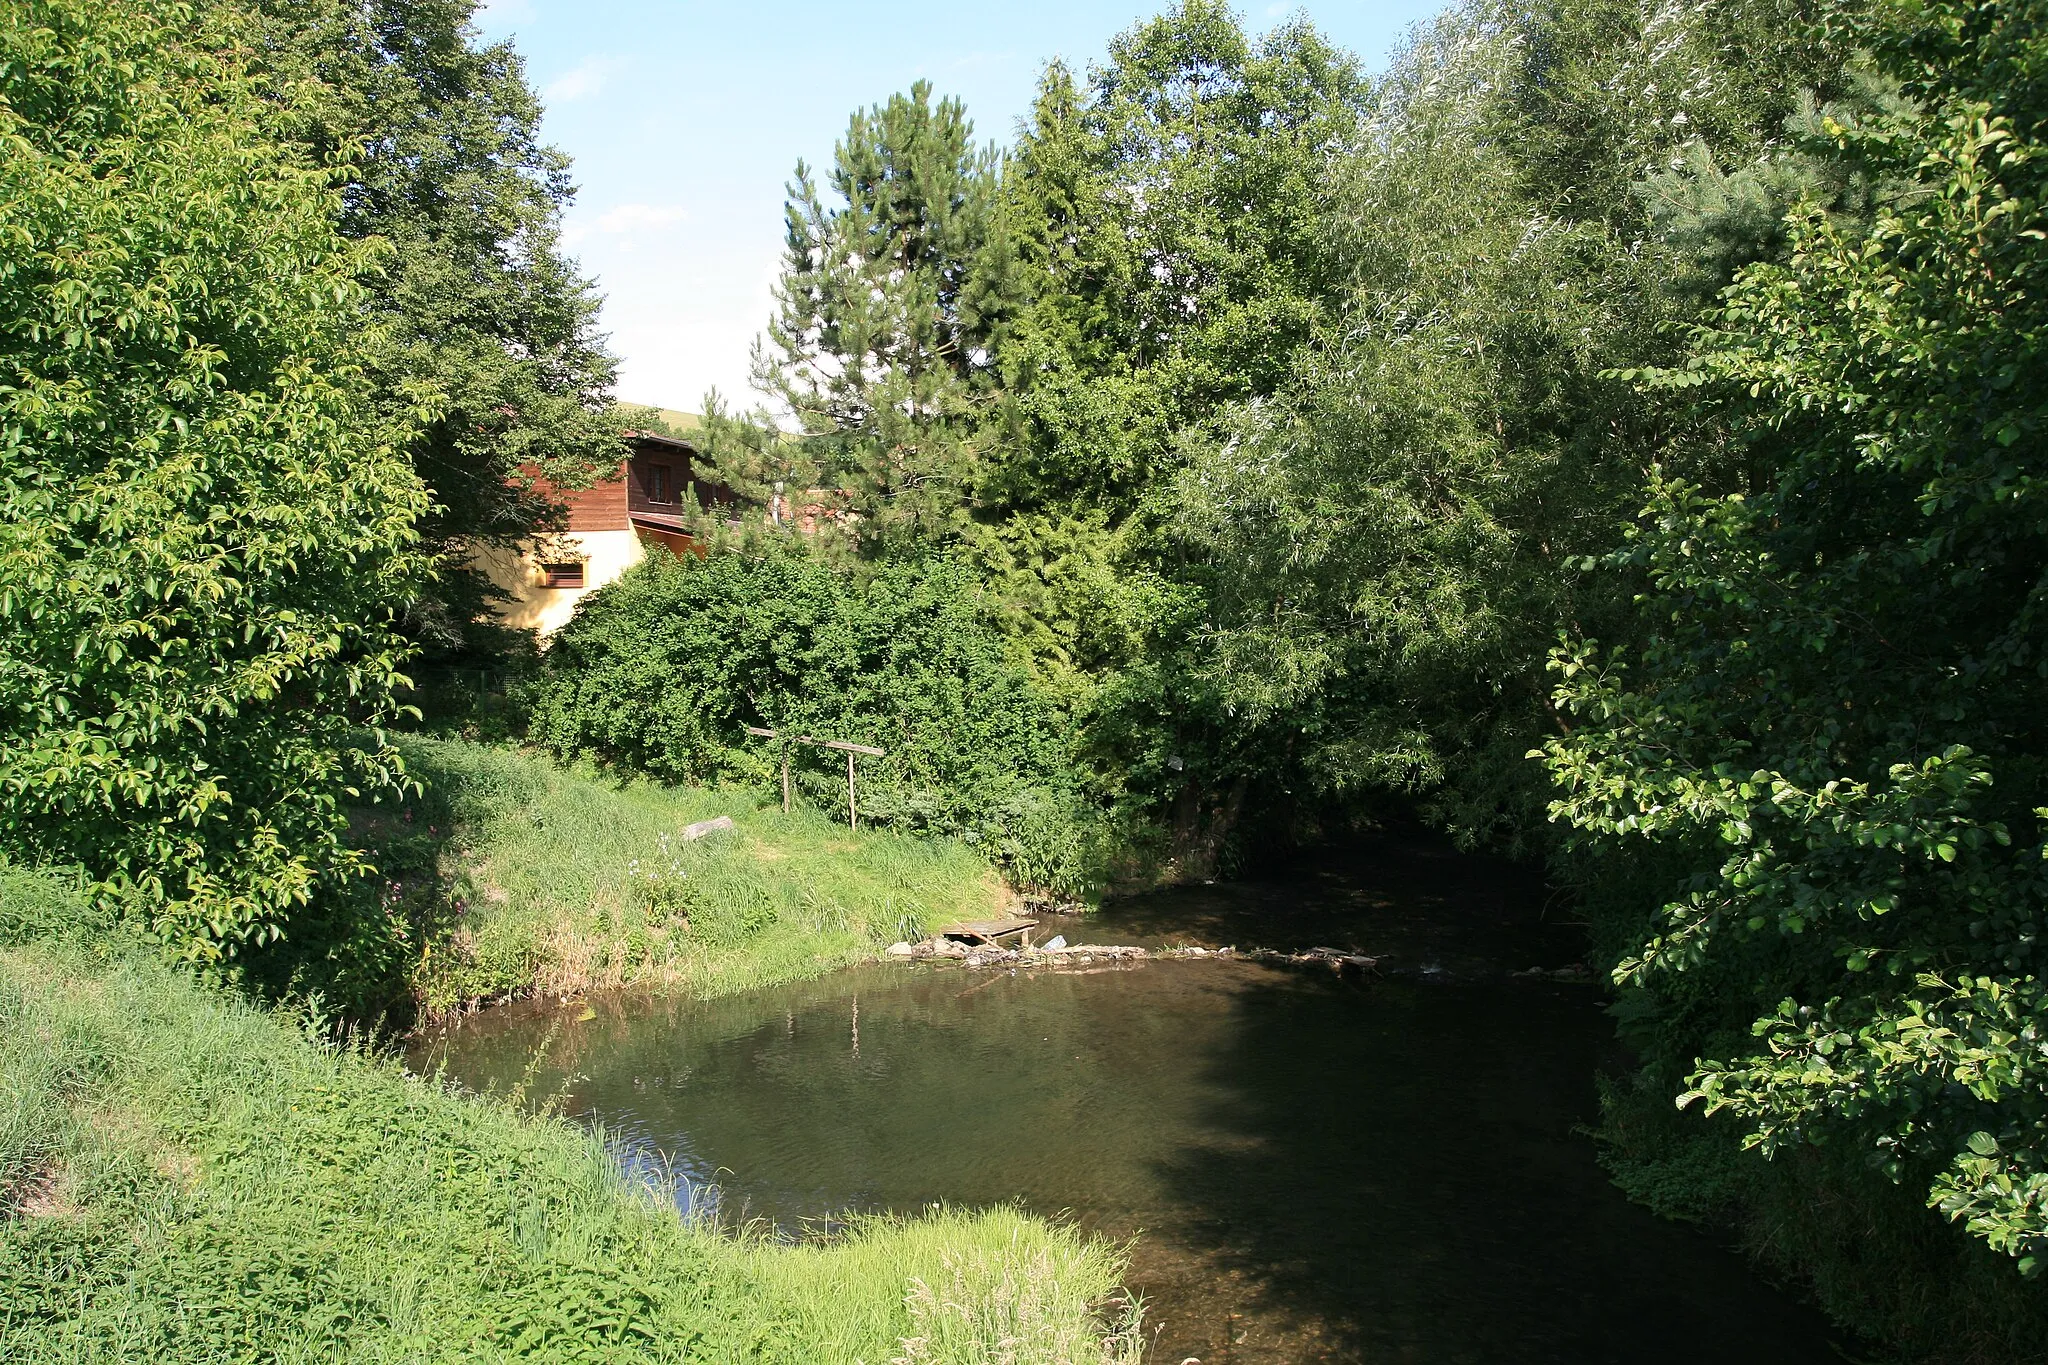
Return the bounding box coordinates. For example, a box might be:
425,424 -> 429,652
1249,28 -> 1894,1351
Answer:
409,839 -> 1846,1362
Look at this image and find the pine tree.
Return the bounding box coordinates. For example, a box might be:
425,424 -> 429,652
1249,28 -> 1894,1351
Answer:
699,81 -> 1020,558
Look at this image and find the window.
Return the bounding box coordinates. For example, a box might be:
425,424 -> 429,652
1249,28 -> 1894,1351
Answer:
541,562 -> 584,589
644,462 -> 673,503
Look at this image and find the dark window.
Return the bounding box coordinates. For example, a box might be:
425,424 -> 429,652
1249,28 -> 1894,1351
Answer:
644,462 -> 673,503
541,562 -> 584,589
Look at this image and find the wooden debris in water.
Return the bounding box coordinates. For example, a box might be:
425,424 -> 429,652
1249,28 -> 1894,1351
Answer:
1239,945 -> 1380,974
936,917 -> 1038,946
882,934 -> 1380,977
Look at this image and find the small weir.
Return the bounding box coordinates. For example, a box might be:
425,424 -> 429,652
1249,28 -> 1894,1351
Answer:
410,839 -> 1847,1363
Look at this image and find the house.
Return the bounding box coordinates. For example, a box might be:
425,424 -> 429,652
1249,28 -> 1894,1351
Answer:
472,413 -> 737,637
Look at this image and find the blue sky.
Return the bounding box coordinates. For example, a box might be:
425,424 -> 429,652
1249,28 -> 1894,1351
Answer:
472,1 -> 1444,413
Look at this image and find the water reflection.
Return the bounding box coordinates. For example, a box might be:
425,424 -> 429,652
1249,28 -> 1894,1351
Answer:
411,841 -> 1844,1363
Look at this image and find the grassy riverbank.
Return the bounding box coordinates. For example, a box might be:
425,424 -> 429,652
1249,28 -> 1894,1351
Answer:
378,738 -> 1009,1015
0,866 -> 1139,1362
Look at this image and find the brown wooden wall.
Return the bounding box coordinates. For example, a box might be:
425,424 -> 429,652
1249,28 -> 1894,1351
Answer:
625,441 -> 735,517
535,460 -> 628,531
520,436 -> 737,534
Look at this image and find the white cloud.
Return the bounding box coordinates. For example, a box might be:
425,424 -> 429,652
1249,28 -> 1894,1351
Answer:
544,56 -> 623,104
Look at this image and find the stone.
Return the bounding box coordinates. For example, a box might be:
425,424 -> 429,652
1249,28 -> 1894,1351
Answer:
885,941 -> 914,957
681,815 -> 735,841
1043,934 -> 1067,951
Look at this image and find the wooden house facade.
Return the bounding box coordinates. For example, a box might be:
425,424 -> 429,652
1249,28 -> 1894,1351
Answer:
473,428 -> 737,637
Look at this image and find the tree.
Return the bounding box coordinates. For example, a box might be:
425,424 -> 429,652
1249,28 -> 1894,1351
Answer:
698,81 -> 1017,558
231,0 -> 628,658
992,0 -> 1366,518
1545,0 -> 2048,1269
0,0 -> 431,962
1159,0 -> 1868,853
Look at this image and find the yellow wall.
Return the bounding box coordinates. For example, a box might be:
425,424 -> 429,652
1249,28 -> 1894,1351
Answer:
470,529 -> 646,639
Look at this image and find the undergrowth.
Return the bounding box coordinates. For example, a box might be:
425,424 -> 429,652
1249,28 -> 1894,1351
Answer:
0,865 -> 1139,1362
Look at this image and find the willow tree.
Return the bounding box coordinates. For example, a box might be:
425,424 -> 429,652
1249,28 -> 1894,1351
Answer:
0,0 -> 429,962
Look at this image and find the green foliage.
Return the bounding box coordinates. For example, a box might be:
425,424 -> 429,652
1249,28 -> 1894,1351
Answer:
992,1 -> 1365,520
0,869 -> 1138,1362
1167,10 -> 1659,849
0,0 -> 429,962
699,81 -> 1016,557
233,0 -> 631,660
1495,0 -> 1858,223
1149,0 -> 1852,854
1545,0 -> 2048,1271
374,738 -> 1008,1012
528,550 -> 1095,893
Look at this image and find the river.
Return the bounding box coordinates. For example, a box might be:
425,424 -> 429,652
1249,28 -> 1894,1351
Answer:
409,838 -> 1846,1362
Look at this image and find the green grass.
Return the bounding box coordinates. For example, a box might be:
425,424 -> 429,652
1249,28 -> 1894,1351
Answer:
0,869 -> 1140,1363
376,738 -> 1009,1014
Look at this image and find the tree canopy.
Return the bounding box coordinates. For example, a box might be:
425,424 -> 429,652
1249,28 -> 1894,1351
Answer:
1546,0 -> 2048,1272
0,0 -> 429,961
234,0 -> 629,658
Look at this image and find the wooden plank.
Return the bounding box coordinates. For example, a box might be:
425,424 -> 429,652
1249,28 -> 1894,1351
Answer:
741,726 -> 884,757
938,917 -> 1038,944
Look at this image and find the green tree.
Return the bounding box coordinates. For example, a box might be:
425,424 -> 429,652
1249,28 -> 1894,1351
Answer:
698,81 -> 1017,558
0,0 -> 431,961
232,0 -> 628,658
992,0 -> 1366,518
1161,0 -> 1866,853
1545,0 -> 2048,1268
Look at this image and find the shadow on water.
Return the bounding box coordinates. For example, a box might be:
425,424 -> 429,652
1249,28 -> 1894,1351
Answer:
1139,973 -> 1837,1363
410,836 -> 1849,1364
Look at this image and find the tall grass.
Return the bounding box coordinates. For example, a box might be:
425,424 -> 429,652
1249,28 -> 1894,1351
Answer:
376,738 -> 1007,1013
0,868 -> 1139,1362
744,1210 -> 1142,1365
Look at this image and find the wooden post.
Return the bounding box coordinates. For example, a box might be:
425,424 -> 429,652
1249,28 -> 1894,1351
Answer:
743,726 -> 882,830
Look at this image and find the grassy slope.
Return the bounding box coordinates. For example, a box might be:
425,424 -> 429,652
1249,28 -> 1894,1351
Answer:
0,868 -> 1138,1363
383,738 -> 1008,1014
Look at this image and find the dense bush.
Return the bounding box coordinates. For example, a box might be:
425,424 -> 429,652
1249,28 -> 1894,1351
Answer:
0,0 -> 429,963
529,550 -> 1095,894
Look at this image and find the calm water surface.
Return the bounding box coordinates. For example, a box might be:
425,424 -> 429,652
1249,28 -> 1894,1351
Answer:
410,841 -> 1845,1363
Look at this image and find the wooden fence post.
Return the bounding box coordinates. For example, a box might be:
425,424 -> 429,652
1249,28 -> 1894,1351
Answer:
744,727 -> 884,829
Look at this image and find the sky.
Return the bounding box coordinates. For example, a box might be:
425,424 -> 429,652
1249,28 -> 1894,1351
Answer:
471,1 -> 1445,415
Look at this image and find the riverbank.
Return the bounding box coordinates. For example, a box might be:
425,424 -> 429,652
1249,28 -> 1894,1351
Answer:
378,738 -> 1012,1016
0,865 -> 1140,1362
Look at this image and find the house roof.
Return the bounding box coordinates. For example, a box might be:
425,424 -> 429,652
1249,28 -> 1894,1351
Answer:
626,429 -> 696,453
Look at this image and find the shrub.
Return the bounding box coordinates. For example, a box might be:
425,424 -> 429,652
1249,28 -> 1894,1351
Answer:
0,0 -> 430,962
530,549 -> 1097,894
